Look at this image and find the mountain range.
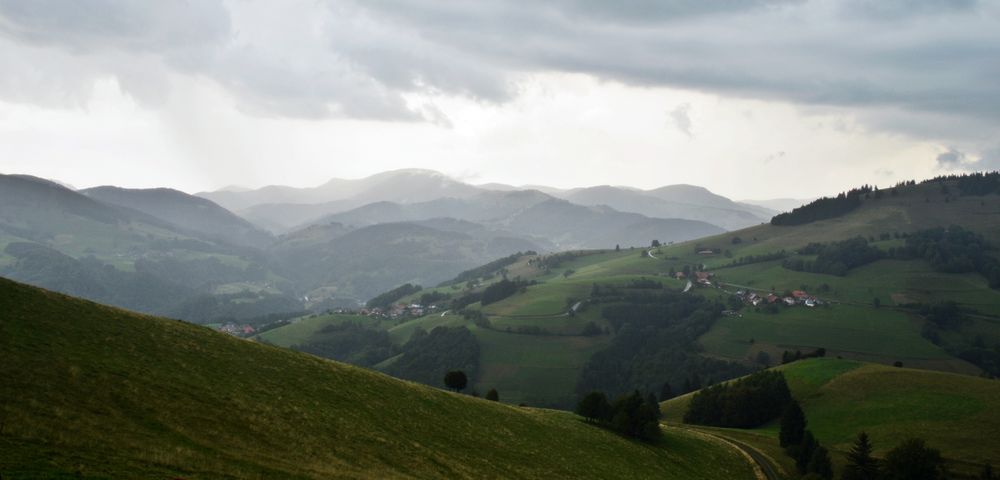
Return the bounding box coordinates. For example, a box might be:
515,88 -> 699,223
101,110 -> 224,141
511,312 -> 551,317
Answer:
0,169 -> 785,317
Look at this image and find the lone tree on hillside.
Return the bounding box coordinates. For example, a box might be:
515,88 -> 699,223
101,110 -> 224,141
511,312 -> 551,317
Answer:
779,400 -> 807,447
842,432 -> 879,480
880,438 -> 947,480
444,370 -> 468,392
575,391 -> 611,423
485,388 -> 499,402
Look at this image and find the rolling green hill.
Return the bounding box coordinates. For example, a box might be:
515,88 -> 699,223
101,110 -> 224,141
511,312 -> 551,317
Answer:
242,175 -> 1000,411
660,358 -> 1000,477
0,277 -> 756,479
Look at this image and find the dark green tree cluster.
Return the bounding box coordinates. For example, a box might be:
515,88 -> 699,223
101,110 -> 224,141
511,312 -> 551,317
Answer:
480,278 -> 530,306
439,251 -> 535,286
779,400 -> 832,479
575,391 -> 661,442
366,283 -> 422,309
723,250 -> 789,268
889,226 -> 1000,288
419,291 -> 451,306
624,277 -> 663,289
683,371 -> 791,428
782,407 -> 954,480
532,251 -> 587,272
294,323 -> 399,367
923,171 -> 1000,196
385,326 -> 479,387
443,370 -> 468,392
576,290 -> 751,402
781,348 -> 827,364
782,237 -> 883,276
771,187 -> 870,226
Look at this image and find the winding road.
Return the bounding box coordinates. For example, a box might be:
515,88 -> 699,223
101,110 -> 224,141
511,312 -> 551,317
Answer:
670,425 -> 782,480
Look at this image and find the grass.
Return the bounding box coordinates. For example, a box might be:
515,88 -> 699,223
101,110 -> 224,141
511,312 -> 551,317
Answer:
661,358 -> 1000,477
470,326 -> 612,407
0,277 -> 756,479
698,303 -> 953,367
387,313 -> 470,344
714,258 -> 1000,317
256,313 -> 391,347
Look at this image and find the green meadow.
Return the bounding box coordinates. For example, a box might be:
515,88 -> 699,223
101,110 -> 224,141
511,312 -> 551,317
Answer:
0,277 -> 756,479
662,358 -> 1000,477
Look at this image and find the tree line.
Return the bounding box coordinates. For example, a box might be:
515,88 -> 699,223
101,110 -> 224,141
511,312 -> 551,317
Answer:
781,226 -> 1000,287
683,371 -> 791,428
575,390 -> 662,442
778,399 -> 970,479
438,251 -> 535,287
771,187 -> 870,226
366,283 -> 422,309
575,289 -> 751,404
782,237 -> 882,276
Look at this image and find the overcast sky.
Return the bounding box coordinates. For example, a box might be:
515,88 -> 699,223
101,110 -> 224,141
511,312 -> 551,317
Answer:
0,0 -> 997,199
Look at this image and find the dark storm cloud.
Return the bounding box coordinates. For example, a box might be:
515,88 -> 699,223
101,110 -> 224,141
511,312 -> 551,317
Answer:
936,147 -> 967,168
0,0 -> 997,141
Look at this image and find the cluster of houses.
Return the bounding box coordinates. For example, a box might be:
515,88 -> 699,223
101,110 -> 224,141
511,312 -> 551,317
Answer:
736,289 -> 822,308
218,323 -> 256,337
359,303 -> 436,319
674,270 -> 715,287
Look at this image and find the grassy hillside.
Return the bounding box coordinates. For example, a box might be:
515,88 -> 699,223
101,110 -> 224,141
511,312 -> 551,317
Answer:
661,358 -> 1000,476
0,277 -> 756,479
259,179 -> 1000,409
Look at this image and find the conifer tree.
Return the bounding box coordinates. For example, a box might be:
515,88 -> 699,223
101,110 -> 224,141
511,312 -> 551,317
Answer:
779,400 -> 806,447
841,432 -> 879,480
659,381 -> 674,401
807,445 -> 833,479
796,431 -> 818,474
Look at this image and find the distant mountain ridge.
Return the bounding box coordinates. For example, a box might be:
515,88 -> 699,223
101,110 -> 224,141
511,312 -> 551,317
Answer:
197,169 -> 773,233
82,186 -> 274,248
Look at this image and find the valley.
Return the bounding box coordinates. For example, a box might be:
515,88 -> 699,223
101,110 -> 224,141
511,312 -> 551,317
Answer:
4,170 -> 1000,478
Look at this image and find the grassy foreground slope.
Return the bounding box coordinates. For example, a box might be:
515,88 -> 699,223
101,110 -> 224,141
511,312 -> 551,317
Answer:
0,277 -> 755,479
662,358 -> 1000,475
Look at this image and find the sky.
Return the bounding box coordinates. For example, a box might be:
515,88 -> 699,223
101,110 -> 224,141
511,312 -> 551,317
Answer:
0,0 -> 998,200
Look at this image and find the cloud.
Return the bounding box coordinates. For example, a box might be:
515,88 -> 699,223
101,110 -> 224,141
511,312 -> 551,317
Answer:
972,147 -> 1000,171
0,0 -> 997,142
936,147 -> 967,169
669,103 -> 693,137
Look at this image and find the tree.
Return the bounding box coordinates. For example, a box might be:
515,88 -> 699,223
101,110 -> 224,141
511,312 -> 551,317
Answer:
659,381 -> 674,401
485,388 -> 499,402
645,392 -> 662,419
651,239 -> 661,247
756,351 -> 771,366
880,438 -> 947,480
841,432 -> 879,480
444,370 -> 468,392
576,391 -> 611,423
779,400 -> 807,447
796,431 -> 818,474
610,391 -> 661,441
807,445 -> 834,479
615,244 -> 621,252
